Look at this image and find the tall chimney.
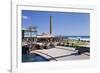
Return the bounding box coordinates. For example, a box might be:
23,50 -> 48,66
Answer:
50,16 -> 52,34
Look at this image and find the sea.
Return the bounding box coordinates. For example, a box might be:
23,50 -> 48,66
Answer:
56,36 -> 90,41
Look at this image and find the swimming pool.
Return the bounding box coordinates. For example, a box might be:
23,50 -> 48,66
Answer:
22,53 -> 49,62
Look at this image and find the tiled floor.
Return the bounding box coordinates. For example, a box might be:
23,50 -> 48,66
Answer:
30,46 -> 90,61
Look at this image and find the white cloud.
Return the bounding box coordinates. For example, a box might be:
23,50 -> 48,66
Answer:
22,16 -> 29,19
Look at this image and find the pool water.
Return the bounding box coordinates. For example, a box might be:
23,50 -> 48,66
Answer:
22,53 -> 49,62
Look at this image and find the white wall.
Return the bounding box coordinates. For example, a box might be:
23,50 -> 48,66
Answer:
0,0 -> 100,73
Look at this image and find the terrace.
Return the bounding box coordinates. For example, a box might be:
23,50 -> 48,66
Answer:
22,41 -> 90,62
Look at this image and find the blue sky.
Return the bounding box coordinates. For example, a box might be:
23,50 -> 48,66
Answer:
22,10 -> 90,36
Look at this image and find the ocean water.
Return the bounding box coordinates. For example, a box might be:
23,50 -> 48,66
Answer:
56,36 -> 90,41
67,36 -> 90,41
